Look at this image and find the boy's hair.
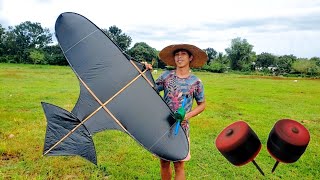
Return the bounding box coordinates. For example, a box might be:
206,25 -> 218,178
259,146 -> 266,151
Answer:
173,49 -> 192,57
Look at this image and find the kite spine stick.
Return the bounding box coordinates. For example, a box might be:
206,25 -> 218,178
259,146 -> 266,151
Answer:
130,60 -> 154,87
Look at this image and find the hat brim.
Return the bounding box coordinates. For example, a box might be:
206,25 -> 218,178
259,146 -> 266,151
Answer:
159,44 -> 208,68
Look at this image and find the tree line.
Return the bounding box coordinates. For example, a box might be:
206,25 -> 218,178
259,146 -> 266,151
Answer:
1,21 -> 319,77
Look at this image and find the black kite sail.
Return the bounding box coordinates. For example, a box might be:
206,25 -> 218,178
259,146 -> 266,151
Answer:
41,12 -> 189,165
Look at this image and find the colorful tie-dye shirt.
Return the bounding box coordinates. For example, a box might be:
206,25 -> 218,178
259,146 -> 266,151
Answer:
155,70 -> 205,134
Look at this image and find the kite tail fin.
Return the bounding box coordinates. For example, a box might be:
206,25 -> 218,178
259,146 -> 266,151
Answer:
41,102 -> 97,165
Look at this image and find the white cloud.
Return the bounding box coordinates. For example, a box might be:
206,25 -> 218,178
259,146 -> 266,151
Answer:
1,0 -> 320,58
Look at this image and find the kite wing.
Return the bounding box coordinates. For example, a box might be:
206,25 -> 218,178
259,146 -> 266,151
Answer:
42,12 -> 189,164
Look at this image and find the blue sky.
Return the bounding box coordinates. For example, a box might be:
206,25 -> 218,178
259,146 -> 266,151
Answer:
0,0 -> 319,58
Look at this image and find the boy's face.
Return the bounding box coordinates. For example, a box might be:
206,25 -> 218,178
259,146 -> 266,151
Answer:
174,50 -> 193,68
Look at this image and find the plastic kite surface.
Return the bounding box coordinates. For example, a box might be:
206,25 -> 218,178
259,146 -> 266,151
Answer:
41,12 -> 189,165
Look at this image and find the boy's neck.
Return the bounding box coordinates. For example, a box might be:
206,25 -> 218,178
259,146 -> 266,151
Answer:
175,67 -> 191,78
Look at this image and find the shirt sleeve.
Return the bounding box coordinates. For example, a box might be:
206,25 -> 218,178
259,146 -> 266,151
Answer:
194,79 -> 205,103
154,71 -> 166,92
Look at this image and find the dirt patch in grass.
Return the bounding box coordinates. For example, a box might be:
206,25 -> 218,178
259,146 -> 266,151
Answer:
0,151 -> 22,167
0,70 -> 26,79
1,151 -> 21,161
239,75 -> 320,81
239,75 -> 291,80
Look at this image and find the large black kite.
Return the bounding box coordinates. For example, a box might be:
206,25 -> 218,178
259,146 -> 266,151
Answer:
41,12 -> 189,165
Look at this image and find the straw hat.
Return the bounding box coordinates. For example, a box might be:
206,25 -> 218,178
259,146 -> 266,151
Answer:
159,44 -> 208,68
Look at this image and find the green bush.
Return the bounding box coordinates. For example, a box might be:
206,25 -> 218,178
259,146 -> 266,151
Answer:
202,62 -> 228,73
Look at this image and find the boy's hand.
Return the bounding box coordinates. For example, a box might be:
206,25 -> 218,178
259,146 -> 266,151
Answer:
141,62 -> 153,70
181,120 -> 187,126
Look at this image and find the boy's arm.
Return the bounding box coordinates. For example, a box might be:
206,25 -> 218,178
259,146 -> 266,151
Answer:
184,100 -> 206,120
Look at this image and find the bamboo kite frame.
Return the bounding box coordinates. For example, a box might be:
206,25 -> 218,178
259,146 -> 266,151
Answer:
44,62 -> 153,155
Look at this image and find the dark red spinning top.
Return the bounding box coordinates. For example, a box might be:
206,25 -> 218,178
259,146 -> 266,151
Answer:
215,121 -> 264,175
267,119 -> 310,172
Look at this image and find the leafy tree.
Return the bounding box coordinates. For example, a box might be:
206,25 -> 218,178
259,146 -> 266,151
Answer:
248,52 -> 257,71
2,27 -> 28,63
310,57 -> 320,67
225,37 -> 255,71
292,59 -> 320,76
3,21 -> 52,63
0,25 -> 7,63
275,54 -> 297,74
128,42 -> 158,64
204,48 -> 217,64
12,21 -> 52,49
29,48 -> 45,64
0,24 -> 5,55
155,50 -> 167,69
203,61 -> 228,73
102,25 -> 132,52
202,52 -> 230,73
0,24 -> 4,39
216,52 -> 229,65
43,44 -> 67,65
0,27 -> 17,62
2,27 -> 16,53
256,52 -> 277,68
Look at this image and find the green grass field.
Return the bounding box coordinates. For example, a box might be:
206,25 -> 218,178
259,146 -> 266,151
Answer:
1,63 -> 319,179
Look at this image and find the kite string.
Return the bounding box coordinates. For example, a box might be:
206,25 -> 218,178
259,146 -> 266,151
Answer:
64,29 -> 99,53
148,123 -> 176,151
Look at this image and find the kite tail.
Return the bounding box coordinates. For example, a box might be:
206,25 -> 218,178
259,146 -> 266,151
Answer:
41,102 -> 97,165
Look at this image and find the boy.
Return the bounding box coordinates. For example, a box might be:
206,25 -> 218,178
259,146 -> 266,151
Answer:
145,44 -> 207,180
